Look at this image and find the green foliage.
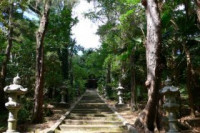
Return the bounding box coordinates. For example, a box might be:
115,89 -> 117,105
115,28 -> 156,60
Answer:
179,84 -> 188,98
0,0 -> 81,125
18,97 -> 34,123
0,0 -> 200,128
0,110 -> 7,131
64,80 -> 76,101
123,0 -> 140,5
45,52 -> 63,88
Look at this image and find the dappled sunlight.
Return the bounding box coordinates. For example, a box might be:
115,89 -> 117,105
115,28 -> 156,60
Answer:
0,0 -> 199,132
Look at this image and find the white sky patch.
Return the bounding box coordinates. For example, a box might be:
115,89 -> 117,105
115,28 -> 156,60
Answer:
175,4 -> 185,11
72,0 -> 101,49
23,9 -> 39,21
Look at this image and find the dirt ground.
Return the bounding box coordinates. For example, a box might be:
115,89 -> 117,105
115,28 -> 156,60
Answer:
105,99 -> 200,133
10,96 -> 200,133
18,104 -> 69,133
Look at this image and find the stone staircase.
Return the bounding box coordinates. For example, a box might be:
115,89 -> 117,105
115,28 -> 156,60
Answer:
55,90 -> 128,133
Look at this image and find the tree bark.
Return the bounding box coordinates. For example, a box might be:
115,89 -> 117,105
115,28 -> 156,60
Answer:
60,47 -> 69,80
130,47 -> 137,111
195,0 -> 200,23
69,47 -> 74,87
183,44 -> 196,117
0,1 -> 14,112
32,0 -> 51,123
135,0 -> 162,132
106,63 -> 112,98
183,0 -> 196,117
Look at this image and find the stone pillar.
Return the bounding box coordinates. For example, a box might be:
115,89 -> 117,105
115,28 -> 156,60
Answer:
117,82 -> 124,105
160,77 -> 180,133
4,75 -> 27,133
60,85 -> 67,104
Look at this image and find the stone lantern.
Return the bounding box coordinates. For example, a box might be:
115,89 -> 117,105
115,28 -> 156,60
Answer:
4,75 -> 27,133
116,82 -> 124,105
103,86 -> 107,98
60,85 -> 67,104
160,77 -> 180,133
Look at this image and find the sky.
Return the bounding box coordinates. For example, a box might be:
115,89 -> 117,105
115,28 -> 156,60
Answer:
72,0 -> 101,49
22,0 -> 101,49
23,9 -> 39,20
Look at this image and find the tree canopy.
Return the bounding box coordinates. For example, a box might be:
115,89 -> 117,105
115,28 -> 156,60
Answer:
0,0 -> 200,132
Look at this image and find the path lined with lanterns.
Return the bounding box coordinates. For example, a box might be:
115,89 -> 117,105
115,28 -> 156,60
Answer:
55,89 -> 128,133
3,76 -> 183,133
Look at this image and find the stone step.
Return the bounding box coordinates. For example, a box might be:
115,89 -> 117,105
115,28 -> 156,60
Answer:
70,111 -> 113,115
59,124 -> 125,132
79,100 -> 102,102
76,103 -> 107,106
52,109 -> 64,113
74,107 -> 110,110
55,90 -> 127,133
69,113 -> 117,118
59,131 -> 125,133
78,103 -> 107,105
58,131 -> 126,133
79,102 -> 104,104
80,98 -> 101,100
75,104 -> 109,109
80,98 -> 102,100
64,119 -> 123,125
72,109 -> 112,112
81,97 -> 102,100
184,118 -> 200,127
80,98 -> 102,101
73,107 -> 110,110
82,95 -> 100,97
66,116 -> 119,121
75,105 -> 108,108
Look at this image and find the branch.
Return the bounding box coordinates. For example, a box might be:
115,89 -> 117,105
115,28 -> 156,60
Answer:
28,5 -> 41,16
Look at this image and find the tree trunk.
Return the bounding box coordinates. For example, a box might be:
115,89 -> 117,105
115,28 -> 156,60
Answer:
106,63 -> 112,98
183,44 -> 196,117
196,0 -> 200,23
183,0 -> 196,117
135,0 -> 162,132
130,47 -> 137,111
60,47 -> 69,80
32,0 -> 51,123
0,1 -> 14,112
69,48 -> 74,87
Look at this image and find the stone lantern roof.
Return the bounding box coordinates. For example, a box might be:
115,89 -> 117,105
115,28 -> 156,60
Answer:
160,77 -> 179,95
4,75 -> 27,95
116,83 -> 124,90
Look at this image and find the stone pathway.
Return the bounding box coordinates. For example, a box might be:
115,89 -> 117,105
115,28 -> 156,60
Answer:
56,90 -> 128,133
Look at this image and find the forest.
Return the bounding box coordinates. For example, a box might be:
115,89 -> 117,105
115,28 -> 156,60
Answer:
0,0 -> 200,133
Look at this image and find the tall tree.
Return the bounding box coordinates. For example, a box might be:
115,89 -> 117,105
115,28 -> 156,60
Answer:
183,43 -> 196,116
195,0 -> 200,23
32,0 -> 51,123
130,47 -> 137,111
183,0 -> 198,116
0,0 -> 14,112
106,62 -> 112,98
135,0 -> 162,131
